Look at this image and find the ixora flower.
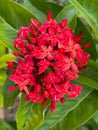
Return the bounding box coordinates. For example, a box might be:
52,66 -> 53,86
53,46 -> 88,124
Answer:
7,12 -> 90,113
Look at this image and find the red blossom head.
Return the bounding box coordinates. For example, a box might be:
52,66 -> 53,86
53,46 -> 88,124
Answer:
7,12 -> 90,113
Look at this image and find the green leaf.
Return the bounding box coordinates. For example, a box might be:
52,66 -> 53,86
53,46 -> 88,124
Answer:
55,5 -> 77,30
0,43 -> 6,57
69,16 -> 77,30
0,69 -> 7,107
0,70 -> 7,84
24,0 -> 63,22
0,0 -> 38,29
75,18 -> 97,60
0,17 -> 17,51
85,118 -> 98,129
16,94 -> 44,130
23,103 -> 44,130
37,89 -> 98,130
87,59 -> 98,72
55,90 -> 98,130
37,85 -> 92,130
0,119 -> 15,130
77,73 -> 98,90
93,111 -> 98,125
23,0 -> 46,23
0,54 -> 15,69
0,92 -> 3,107
77,60 -> 98,90
2,78 -> 19,109
69,0 -> 98,39
16,94 -> 33,130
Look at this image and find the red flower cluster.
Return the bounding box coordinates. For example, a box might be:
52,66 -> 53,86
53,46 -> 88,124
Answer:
7,12 -> 90,113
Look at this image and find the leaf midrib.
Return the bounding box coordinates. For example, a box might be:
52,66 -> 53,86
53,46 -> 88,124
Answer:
44,88 -> 93,130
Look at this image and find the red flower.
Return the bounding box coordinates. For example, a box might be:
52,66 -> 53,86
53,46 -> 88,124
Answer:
38,59 -> 50,74
18,27 -> 31,40
8,86 -> 16,92
7,12 -> 90,113
32,45 -> 53,60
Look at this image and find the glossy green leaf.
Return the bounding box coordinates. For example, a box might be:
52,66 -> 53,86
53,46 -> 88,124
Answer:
55,90 -> 98,130
0,0 -> 37,29
55,5 -> 77,29
75,18 -> 97,60
16,94 -> 44,130
69,0 -> 98,39
24,0 -> 62,22
0,17 -> 17,51
2,78 -> 19,109
0,54 -> 15,69
37,85 -> 92,130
